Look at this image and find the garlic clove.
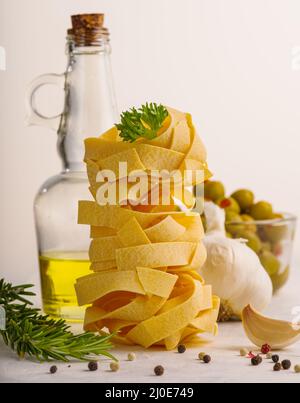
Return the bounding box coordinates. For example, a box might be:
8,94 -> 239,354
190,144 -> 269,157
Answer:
242,305 -> 300,350
200,202 -> 273,322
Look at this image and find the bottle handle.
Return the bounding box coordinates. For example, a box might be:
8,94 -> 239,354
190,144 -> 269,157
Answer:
25,73 -> 65,131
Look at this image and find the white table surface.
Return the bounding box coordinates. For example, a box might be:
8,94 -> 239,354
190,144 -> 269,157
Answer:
1,268 -> 300,384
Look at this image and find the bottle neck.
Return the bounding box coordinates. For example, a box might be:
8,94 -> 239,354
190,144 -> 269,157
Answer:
58,42 -> 118,172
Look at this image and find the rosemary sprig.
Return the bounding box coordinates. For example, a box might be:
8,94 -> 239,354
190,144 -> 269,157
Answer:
0,279 -> 116,362
116,102 -> 169,143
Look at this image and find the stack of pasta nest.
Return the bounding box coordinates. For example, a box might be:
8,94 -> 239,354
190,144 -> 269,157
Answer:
75,107 -> 220,350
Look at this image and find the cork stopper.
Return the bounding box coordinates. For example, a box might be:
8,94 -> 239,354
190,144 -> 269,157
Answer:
71,14 -> 104,30
71,14 -> 108,47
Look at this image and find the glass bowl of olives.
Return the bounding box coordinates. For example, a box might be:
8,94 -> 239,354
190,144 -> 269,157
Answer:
203,182 -> 297,292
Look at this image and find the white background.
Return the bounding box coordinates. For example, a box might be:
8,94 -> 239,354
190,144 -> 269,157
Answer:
0,0 -> 300,285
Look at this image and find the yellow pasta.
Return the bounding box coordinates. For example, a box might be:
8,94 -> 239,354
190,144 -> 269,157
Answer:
75,107 -> 220,349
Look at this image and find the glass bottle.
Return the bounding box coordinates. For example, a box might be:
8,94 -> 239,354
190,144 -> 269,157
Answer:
26,14 -> 118,321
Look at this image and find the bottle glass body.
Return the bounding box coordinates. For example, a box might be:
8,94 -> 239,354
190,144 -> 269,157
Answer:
32,38 -> 118,321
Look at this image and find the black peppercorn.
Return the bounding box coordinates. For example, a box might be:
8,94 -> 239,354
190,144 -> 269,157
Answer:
50,365 -> 57,374
154,365 -> 164,376
203,355 -> 211,364
256,355 -> 263,364
274,363 -> 281,372
88,361 -> 98,372
251,357 -> 260,366
272,355 -> 280,363
282,360 -> 291,370
177,344 -> 186,354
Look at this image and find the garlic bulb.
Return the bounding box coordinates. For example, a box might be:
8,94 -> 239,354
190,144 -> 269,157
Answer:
198,202 -> 273,321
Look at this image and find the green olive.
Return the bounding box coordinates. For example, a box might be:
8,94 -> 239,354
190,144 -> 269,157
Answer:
217,197 -> 241,214
239,230 -> 262,254
226,211 -> 241,222
259,251 -> 281,276
240,214 -> 257,232
231,189 -> 255,212
204,181 -> 225,202
263,220 -> 288,243
249,201 -> 274,220
271,266 -> 289,291
225,212 -> 244,236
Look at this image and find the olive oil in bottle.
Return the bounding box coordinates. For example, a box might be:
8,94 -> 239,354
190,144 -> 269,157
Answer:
39,252 -> 90,321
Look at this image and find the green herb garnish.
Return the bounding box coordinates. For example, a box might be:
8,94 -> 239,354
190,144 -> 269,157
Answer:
116,103 -> 169,143
0,279 -> 116,362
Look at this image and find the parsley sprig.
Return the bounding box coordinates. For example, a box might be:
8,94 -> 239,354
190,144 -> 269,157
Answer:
116,103 -> 169,143
0,279 -> 116,362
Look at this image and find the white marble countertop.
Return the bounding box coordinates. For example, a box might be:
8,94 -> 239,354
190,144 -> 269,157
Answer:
1,267 -> 300,384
